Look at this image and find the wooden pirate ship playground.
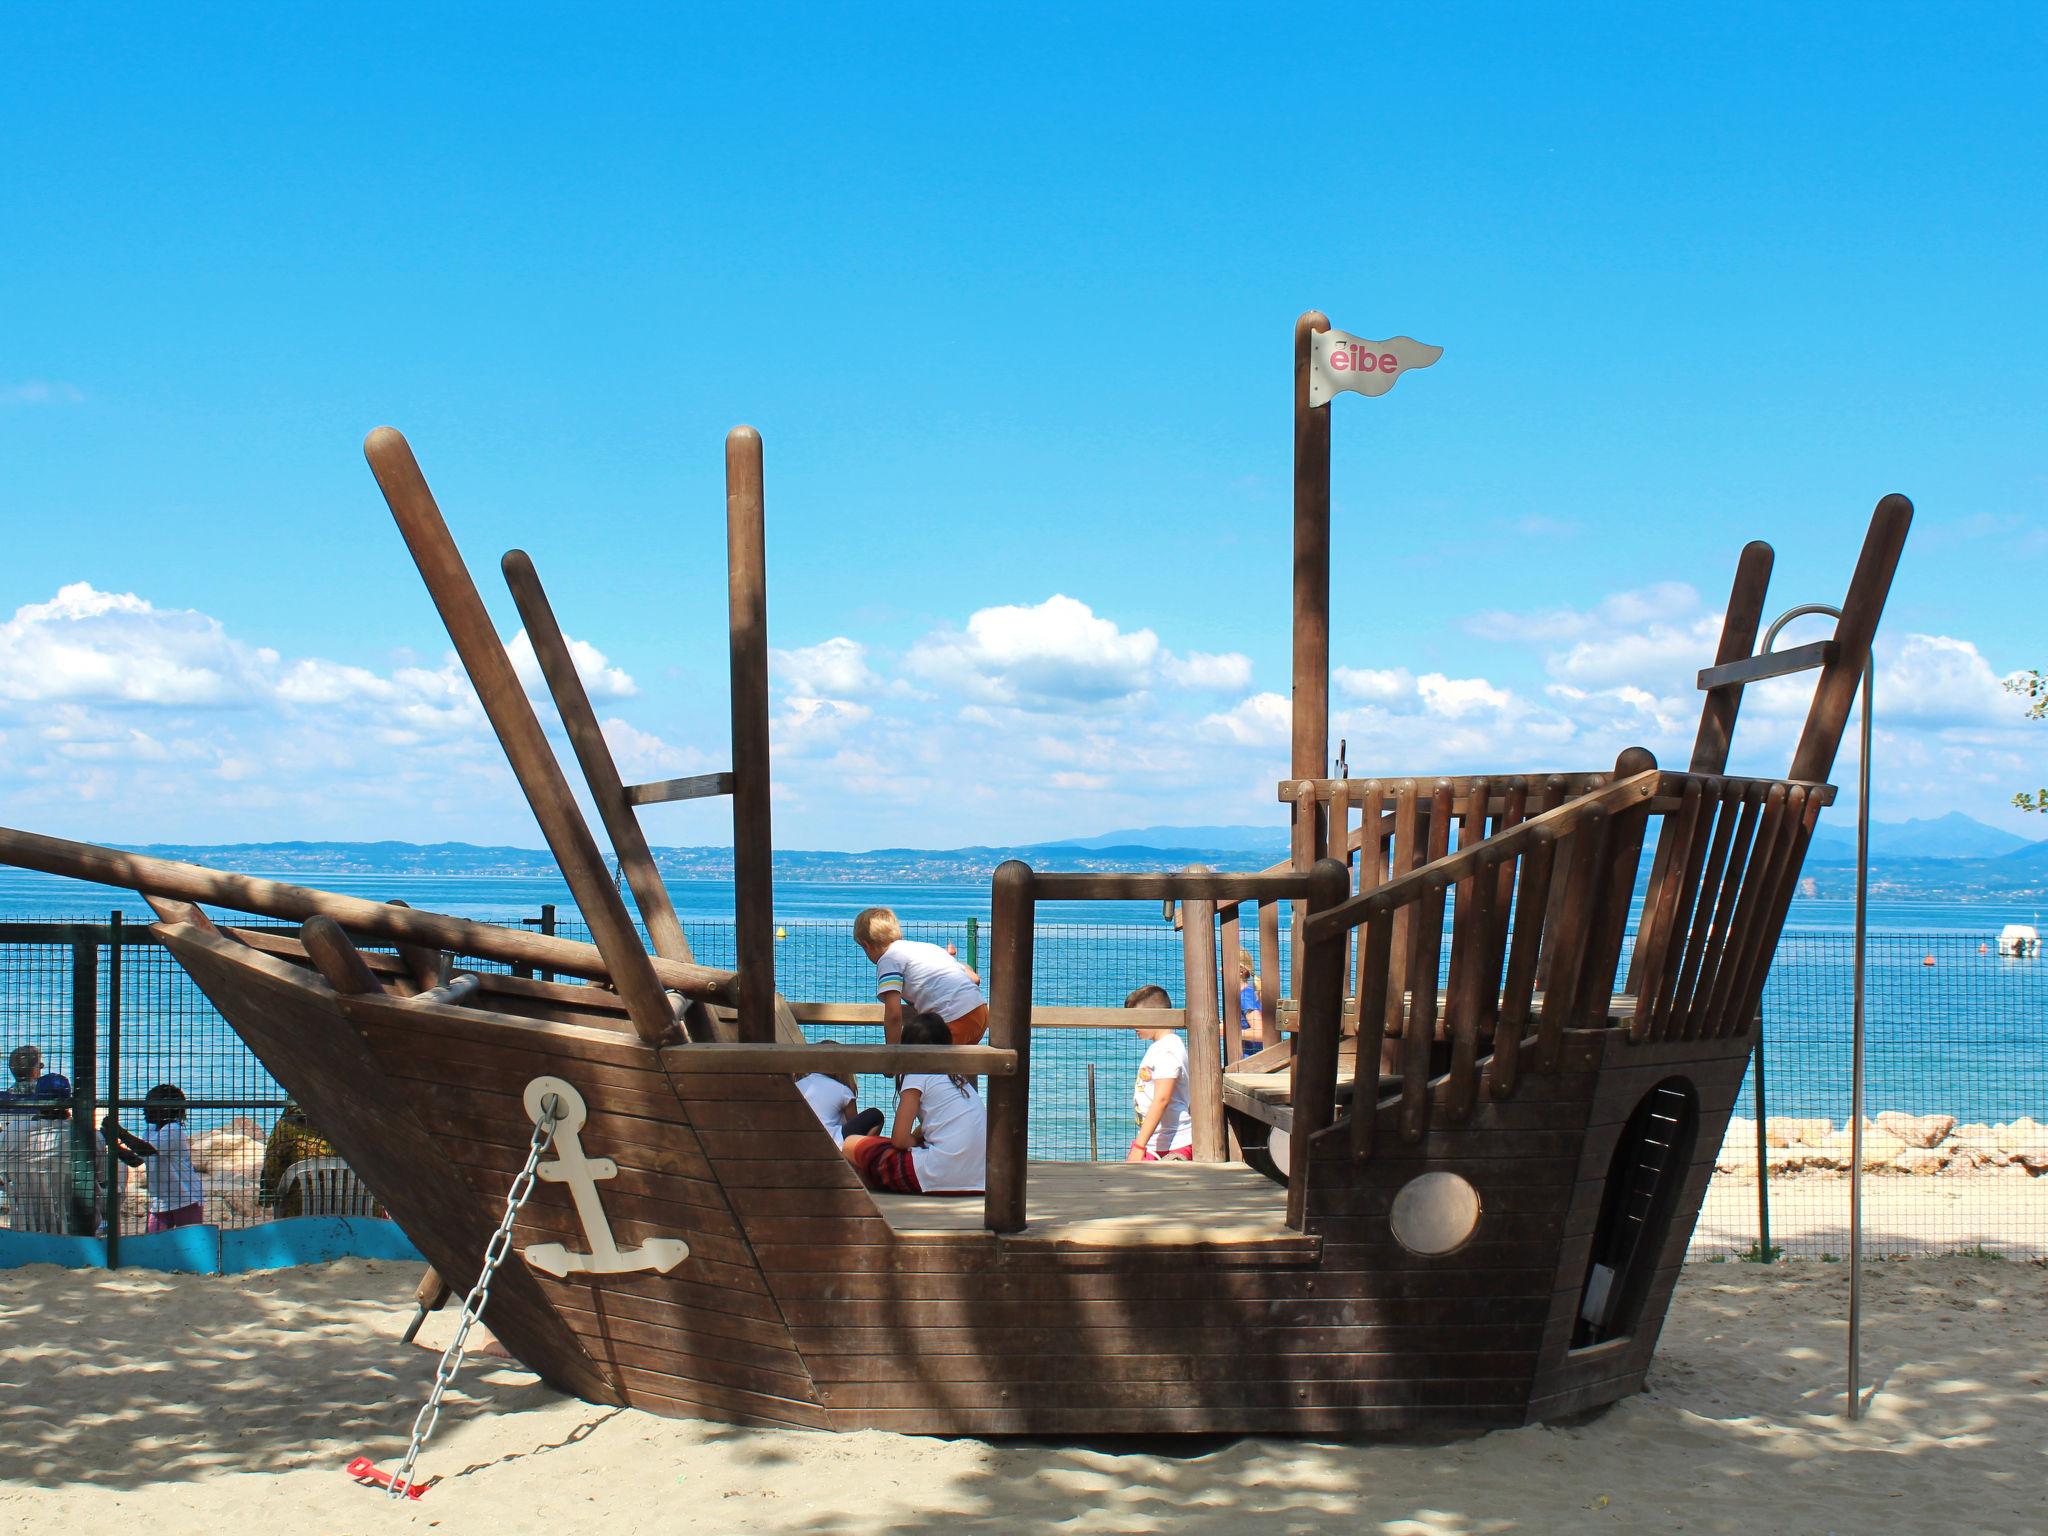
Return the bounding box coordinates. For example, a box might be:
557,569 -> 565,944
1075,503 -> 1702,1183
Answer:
0,312 -> 1911,1438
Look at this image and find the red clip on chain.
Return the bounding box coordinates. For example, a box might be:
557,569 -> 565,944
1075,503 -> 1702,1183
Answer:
346,1455 -> 430,1499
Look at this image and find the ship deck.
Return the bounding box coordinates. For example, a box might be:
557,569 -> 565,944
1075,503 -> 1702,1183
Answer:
869,1158 -> 1293,1244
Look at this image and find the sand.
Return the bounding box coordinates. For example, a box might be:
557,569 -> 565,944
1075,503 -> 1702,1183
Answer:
2,1256 -> 2040,1535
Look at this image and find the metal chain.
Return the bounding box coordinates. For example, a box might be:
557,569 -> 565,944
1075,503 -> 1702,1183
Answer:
389,1094 -> 560,1500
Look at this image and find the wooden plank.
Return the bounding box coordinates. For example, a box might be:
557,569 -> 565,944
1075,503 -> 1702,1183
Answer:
1289,779 -> 1319,1001
1576,748 -> 1657,1033
1695,638 -> 1833,690
659,1041 -> 1016,1076
804,1347 -> 1542,1386
1385,781 -> 1420,1040
1179,870 -> 1225,1161
1286,859 -> 1350,1228
1675,789 -> 1762,1036
503,549 -> 695,967
1347,916 -> 1394,1159
1701,782 -> 1791,1037
1532,806 -> 1606,1074
1030,871 -> 1311,902
623,771 -> 735,806
1399,783 -> 1453,1142
1441,778 -> 1492,1125
1628,779 -> 1703,1039
1256,897 -> 1281,1049
1293,308 -> 1333,784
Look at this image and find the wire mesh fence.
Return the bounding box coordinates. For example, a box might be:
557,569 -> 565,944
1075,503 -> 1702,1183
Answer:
1,913 -> 2040,1258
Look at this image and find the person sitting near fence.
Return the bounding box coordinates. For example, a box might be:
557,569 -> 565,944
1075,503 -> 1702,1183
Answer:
1124,984 -> 1194,1162
2,1044 -> 43,1115
103,1084 -> 206,1232
796,1058 -> 885,1140
853,907 -> 989,1045
1235,959 -> 1270,1050
260,1100 -> 340,1218
0,1073 -> 72,1232
840,1013 -> 986,1195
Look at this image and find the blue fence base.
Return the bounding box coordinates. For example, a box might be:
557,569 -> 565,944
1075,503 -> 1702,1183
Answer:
0,1216 -> 423,1274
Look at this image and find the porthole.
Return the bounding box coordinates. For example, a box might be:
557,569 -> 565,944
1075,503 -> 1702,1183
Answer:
1389,1171 -> 1482,1256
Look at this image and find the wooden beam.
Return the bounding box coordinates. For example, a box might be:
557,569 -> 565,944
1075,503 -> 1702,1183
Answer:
0,824 -> 737,1000
1287,858 -> 1350,1229
623,772 -> 735,806
502,548 -> 695,966
1690,540 -> 1775,774
299,916 -> 385,996
1696,639 -> 1834,691
726,425 -> 777,1042
660,1042 -> 1017,1077
1028,871 -> 1312,902
1179,869 -> 1224,1162
1790,494 -> 1913,784
362,427 -> 679,1046
1292,310 -> 1332,782
984,860 -> 1034,1235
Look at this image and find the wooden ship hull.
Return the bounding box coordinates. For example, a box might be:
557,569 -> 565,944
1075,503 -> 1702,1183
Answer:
0,335 -> 1912,1436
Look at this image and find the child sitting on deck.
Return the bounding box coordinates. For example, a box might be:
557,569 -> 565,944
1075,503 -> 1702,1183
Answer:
796,1062 -> 885,1140
853,907 -> 988,1044
0,1074 -> 72,1232
1123,985 -> 1194,1162
840,1014 -> 986,1195
102,1084 -> 206,1232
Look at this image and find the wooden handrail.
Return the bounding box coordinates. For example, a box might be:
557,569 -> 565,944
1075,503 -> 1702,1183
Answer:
1028,871 -> 1312,901
660,1042 -> 1017,1077
0,824 -> 739,1001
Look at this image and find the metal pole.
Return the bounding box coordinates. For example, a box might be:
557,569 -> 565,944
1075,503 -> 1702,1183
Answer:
1847,666 -> 1872,1420
965,916 -> 979,976
539,902 -> 556,984
1086,1063 -> 1098,1162
69,936 -> 99,1237
1752,1009 -> 1770,1261
105,911 -> 122,1270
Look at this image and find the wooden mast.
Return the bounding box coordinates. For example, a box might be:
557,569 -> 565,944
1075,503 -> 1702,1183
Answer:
1292,310 -> 1333,785
726,426 -> 778,1042
362,427 -> 680,1046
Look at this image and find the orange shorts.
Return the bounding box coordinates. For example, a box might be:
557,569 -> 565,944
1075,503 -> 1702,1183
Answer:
944,1003 -> 989,1045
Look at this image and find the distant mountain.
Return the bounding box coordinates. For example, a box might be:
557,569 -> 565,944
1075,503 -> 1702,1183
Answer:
1040,824 -> 1288,855
1807,811 -> 2039,863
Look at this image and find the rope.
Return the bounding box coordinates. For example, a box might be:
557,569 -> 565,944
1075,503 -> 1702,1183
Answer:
389,1092 -> 561,1500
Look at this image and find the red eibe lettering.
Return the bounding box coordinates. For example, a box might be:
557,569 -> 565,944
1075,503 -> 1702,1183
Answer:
1328,343 -> 1403,374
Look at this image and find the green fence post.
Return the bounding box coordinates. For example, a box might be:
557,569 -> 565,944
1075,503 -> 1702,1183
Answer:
105,911 -> 122,1270
67,933 -> 99,1236
965,916 -> 979,976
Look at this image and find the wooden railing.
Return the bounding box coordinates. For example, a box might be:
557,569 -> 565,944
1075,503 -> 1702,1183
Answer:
1284,753 -> 1834,1177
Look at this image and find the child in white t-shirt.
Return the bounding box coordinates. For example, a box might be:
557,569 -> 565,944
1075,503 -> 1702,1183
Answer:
795,1066 -> 884,1139
840,1014 -> 987,1194
103,1084 -> 206,1232
1123,984 -> 1193,1161
853,907 -> 988,1044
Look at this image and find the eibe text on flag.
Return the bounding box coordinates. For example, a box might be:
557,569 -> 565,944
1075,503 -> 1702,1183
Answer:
1308,331 -> 1444,407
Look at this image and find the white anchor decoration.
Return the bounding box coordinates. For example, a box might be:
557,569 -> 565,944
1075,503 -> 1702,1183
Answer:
518,1075 -> 689,1278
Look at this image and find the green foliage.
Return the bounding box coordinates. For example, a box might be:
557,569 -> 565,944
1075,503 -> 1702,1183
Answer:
1740,1241 -> 1783,1264
2011,671 -> 2046,814
1951,1243 -> 2007,1261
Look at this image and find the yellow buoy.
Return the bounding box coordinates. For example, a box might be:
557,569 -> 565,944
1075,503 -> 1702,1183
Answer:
776,926 -> 787,941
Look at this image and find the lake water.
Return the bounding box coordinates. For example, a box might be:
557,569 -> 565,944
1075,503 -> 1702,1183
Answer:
0,867 -> 2041,1147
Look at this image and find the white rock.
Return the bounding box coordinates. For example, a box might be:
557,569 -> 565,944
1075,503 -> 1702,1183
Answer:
1874,1111 -> 1954,1149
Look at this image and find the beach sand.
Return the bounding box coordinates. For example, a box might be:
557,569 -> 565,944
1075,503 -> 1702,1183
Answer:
1,1256 -> 2038,1535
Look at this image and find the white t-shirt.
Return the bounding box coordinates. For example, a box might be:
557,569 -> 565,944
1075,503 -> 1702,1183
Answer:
796,1073 -> 854,1134
901,1072 -> 986,1193
1133,1034 -> 1193,1154
143,1121 -> 204,1212
873,939 -> 984,1024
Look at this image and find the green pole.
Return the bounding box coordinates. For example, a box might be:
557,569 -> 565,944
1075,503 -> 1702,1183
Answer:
965,916 -> 979,975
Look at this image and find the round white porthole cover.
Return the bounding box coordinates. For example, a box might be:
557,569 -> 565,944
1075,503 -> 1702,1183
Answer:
1389,1171 -> 1482,1256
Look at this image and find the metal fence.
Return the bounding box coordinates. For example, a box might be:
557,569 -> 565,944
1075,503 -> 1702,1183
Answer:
1,913 -> 2040,1260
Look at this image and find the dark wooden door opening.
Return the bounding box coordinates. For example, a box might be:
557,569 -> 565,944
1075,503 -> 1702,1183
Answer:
1573,1077 -> 1699,1349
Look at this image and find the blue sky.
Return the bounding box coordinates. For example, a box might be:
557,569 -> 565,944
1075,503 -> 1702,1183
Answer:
3,5 -> 2043,850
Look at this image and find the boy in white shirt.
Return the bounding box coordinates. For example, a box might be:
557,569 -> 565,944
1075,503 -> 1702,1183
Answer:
1123,984 -> 1194,1162
853,907 -> 988,1044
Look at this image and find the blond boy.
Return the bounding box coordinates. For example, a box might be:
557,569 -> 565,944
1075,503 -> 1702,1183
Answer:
852,907 -> 988,1045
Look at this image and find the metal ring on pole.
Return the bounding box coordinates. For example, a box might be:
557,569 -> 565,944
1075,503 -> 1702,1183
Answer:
1762,602 -> 1873,1422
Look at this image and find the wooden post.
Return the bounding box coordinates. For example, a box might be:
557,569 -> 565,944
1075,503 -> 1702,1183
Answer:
1179,869 -> 1224,1162
362,427 -> 678,1046
726,426 -> 777,1043
1286,857 -> 1350,1229
1218,902 -> 1244,1066
503,549 -> 696,965
1691,541 -> 1776,773
300,916 -> 386,996
984,860 -> 1035,1234
1292,310 -> 1333,785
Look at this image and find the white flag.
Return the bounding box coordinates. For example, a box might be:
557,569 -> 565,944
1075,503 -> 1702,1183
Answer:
1309,330 -> 1444,406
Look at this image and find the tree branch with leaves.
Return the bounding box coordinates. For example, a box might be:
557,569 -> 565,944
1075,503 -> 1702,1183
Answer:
2011,669 -> 2046,813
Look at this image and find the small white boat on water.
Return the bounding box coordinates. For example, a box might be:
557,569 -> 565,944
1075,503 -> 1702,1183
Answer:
1998,923 -> 2039,958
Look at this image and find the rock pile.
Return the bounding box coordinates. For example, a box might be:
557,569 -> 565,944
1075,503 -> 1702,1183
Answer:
1717,1114 -> 2048,1176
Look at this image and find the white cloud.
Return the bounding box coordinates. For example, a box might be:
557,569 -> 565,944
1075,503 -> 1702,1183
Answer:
906,594 -> 1160,707
1335,666 -> 1414,703
0,583 -> 273,706
1465,582 -> 1701,646
504,627 -> 637,701
772,637 -> 881,699
1416,672 -> 1512,718
1160,650 -> 1253,692
1202,692 -> 1291,746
